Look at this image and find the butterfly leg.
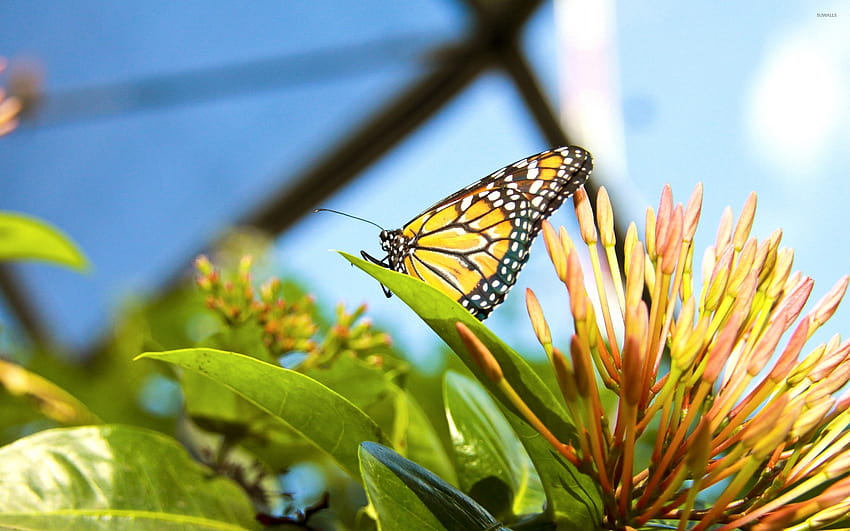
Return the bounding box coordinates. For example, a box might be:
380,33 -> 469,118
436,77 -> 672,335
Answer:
360,250 -> 394,298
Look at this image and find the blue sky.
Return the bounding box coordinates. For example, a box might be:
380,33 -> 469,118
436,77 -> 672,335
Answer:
0,2 -> 847,368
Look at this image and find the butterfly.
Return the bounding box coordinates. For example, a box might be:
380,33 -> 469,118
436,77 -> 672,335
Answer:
361,146 -> 593,320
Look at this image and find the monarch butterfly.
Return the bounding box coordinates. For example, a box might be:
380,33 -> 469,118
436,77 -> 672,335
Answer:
360,146 -> 593,320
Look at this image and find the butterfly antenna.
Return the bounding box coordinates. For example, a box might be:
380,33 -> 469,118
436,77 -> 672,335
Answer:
313,208 -> 385,231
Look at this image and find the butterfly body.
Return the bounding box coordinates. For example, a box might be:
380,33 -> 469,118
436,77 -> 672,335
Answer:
362,146 -> 592,320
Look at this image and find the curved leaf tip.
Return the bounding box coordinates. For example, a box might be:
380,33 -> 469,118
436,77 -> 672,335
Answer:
0,211 -> 89,271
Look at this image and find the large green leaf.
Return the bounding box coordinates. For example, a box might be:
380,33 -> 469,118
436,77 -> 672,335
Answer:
359,442 -> 505,531
444,371 -> 544,520
136,348 -> 389,480
0,425 -> 256,530
340,252 -> 574,445
0,211 -> 88,269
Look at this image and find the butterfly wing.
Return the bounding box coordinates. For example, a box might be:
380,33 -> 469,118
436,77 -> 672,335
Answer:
397,146 -> 592,319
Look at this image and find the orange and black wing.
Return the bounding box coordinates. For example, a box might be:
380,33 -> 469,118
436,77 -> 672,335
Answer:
396,146 -> 592,319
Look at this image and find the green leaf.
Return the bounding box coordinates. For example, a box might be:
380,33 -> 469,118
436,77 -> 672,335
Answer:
0,211 -> 88,270
340,252 -> 574,445
444,371 -> 544,520
136,348 -> 390,480
0,425 -> 256,530
359,442 -> 505,531
342,252 -> 603,527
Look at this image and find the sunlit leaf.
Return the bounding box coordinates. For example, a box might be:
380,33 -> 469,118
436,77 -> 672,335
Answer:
0,211 -> 88,270
136,348 -> 389,480
0,425 -> 256,530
